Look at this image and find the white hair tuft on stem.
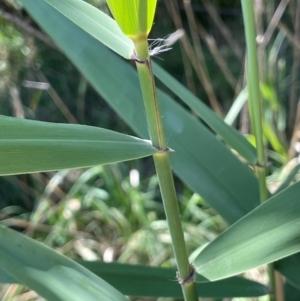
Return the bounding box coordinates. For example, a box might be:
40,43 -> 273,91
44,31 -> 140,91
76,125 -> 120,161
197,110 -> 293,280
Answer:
149,29 -> 184,57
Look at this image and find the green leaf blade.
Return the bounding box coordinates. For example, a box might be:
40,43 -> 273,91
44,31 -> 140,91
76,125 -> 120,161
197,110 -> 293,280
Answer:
0,225 -> 128,301
276,253 -> 300,289
0,116 -> 156,175
0,260 -> 269,298
106,0 -> 157,38
45,0 -> 134,59
193,182 -> 300,281
284,282 -> 300,301
153,62 -> 257,165
80,261 -> 268,298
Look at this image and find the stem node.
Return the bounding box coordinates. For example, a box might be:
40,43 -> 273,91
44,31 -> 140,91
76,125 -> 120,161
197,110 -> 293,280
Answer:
177,264 -> 196,285
131,52 -> 148,63
155,146 -> 172,153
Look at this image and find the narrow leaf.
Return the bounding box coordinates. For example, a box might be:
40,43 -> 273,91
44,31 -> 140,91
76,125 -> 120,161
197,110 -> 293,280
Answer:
0,260 -> 268,298
0,115 -> 156,175
0,225 -> 127,301
153,63 -> 257,164
45,0 -> 134,59
79,261 -> 268,298
0,269 -> 17,283
193,182 -> 300,281
276,253 -> 300,289
224,88 -> 248,125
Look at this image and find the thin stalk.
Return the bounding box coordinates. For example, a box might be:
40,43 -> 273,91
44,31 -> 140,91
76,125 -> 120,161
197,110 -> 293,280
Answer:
134,39 -> 198,301
241,1 -> 275,300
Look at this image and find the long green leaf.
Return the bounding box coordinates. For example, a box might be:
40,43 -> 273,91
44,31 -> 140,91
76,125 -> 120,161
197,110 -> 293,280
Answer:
193,182 -> 300,281
0,225 -> 127,301
276,253 -> 300,289
284,282 -> 300,301
78,261 -> 268,298
0,115 -> 156,175
152,63 -> 257,164
45,0 -> 134,59
79,260 -> 268,298
0,269 -> 16,283
20,0 -> 261,224
0,260 -> 268,298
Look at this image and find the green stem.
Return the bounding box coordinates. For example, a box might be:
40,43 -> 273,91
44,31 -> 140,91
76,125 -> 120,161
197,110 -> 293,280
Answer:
241,1 -> 275,300
134,39 -> 198,301
153,153 -> 190,277
136,60 -> 165,149
241,2 -> 266,168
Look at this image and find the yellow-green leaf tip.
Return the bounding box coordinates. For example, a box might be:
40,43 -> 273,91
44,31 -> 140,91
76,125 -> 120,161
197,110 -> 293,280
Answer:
106,0 -> 157,41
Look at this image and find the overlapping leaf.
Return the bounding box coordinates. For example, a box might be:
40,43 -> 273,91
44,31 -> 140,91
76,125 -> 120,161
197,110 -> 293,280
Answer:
153,63 -> 257,164
0,260 -> 268,298
78,261 -> 268,298
276,253 -> 300,289
0,115 -> 156,175
0,225 -> 128,301
45,0 -> 134,59
193,182 -> 300,281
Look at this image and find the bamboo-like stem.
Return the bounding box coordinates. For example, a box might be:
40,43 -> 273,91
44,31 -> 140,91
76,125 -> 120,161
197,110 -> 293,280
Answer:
241,1 -> 275,300
134,39 -> 198,301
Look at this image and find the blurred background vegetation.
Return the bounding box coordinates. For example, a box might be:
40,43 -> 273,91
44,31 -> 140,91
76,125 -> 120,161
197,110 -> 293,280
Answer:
0,0 -> 299,300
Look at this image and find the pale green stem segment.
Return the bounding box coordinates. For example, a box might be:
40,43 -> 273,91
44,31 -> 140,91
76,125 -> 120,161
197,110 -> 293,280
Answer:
135,63 -> 165,148
134,40 -> 198,301
241,1 -> 275,300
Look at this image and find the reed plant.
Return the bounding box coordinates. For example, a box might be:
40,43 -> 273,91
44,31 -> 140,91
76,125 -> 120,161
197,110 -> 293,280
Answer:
0,1 -> 300,301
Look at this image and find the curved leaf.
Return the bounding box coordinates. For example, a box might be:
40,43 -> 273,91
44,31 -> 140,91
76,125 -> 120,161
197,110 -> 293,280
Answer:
153,63 -> 257,164
193,182 -> 300,281
0,260 -> 269,298
0,115 -> 156,175
45,0 -> 134,59
0,268 -> 17,283
0,225 -> 127,301
224,88 -> 248,125
78,261 -> 269,298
